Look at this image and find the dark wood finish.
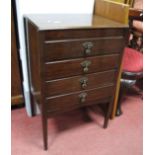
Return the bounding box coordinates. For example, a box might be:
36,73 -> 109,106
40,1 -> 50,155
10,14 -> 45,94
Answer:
44,54 -> 120,80
45,70 -> 117,97
26,19 -> 41,106
44,37 -> 124,61
46,85 -> 114,114
45,28 -> 126,40
11,7 -> 23,105
25,14 -> 128,150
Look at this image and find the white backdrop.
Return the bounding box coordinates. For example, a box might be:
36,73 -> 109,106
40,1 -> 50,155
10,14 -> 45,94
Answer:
15,0 -> 95,116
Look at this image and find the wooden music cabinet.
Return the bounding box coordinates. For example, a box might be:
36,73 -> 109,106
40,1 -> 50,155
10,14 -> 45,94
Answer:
25,14 -> 128,150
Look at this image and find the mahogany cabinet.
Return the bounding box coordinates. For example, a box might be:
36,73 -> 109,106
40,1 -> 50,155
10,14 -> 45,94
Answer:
25,14 -> 128,150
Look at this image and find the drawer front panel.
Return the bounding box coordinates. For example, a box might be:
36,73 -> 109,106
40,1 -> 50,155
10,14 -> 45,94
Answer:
45,85 -> 114,113
44,70 -> 117,97
44,37 -> 124,61
44,54 -> 120,80
44,28 -> 126,41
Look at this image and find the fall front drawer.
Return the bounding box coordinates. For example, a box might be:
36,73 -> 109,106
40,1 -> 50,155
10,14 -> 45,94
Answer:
45,85 -> 115,114
44,28 -> 125,40
44,70 -> 117,97
44,54 -> 120,80
44,37 -> 124,61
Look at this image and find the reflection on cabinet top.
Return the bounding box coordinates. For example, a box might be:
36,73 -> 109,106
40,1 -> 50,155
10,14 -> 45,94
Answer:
25,14 -> 128,30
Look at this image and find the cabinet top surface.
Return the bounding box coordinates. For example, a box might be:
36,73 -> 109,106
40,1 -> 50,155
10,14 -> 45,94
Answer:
25,14 -> 128,30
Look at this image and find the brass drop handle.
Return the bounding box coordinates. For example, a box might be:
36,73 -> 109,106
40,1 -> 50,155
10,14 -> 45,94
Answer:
79,92 -> 87,103
81,60 -> 91,73
80,77 -> 88,89
83,42 -> 93,55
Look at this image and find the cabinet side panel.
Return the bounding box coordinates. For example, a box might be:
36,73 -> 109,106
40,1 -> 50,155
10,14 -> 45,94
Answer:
26,20 -> 41,106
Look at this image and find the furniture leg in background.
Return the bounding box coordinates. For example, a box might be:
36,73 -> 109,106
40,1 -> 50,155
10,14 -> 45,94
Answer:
11,4 -> 24,106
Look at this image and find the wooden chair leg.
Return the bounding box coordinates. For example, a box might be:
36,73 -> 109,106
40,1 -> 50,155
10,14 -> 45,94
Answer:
116,88 -> 123,116
116,79 -> 137,117
42,116 -> 48,150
